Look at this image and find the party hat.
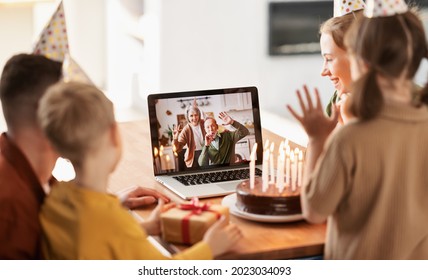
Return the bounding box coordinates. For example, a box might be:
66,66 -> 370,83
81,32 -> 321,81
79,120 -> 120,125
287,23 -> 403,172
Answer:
364,0 -> 408,18
33,1 -> 68,62
334,0 -> 366,17
62,54 -> 93,84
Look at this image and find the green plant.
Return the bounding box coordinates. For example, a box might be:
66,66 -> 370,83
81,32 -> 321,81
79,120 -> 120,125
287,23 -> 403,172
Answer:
164,125 -> 173,141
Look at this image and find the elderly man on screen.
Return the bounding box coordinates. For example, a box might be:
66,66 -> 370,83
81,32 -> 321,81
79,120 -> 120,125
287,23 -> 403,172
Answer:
198,112 -> 249,166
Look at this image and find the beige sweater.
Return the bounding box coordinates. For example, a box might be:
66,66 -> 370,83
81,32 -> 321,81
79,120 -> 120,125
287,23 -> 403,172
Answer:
304,102 -> 428,259
173,120 -> 206,168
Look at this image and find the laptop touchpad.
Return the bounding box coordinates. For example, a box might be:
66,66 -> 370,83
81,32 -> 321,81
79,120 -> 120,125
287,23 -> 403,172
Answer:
217,182 -> 238,191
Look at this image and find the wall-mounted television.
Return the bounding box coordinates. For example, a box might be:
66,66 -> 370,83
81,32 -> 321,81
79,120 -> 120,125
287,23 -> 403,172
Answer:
269,1 -> 333,56
268,0 -> 428,56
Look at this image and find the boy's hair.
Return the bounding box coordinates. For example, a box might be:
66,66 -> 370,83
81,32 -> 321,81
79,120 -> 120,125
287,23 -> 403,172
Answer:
344,11 -> 428,121
38,82 -> 115,166
0,54 -> 62,130
320,10 -> 364,50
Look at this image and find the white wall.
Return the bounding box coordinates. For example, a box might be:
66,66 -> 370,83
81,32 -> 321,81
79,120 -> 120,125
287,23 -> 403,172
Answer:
132,0 -> 333,121
0,4 -> 34,131
0,5 -> 34,71
65,0 -> 106,88
155,93 -> 253,139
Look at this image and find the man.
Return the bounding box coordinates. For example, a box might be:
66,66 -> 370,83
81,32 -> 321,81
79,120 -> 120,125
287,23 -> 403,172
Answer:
0,54 -> 169,259
198,111 -> 249,166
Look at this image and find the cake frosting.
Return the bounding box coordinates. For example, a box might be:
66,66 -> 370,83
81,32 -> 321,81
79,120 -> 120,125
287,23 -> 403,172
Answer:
236,177 -> 301,216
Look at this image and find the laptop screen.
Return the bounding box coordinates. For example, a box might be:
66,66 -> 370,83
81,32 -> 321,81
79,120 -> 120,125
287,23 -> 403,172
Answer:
147,86 -> 263,175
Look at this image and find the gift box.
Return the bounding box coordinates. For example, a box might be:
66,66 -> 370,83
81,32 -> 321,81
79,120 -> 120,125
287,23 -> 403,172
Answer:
160,198 -> 229,245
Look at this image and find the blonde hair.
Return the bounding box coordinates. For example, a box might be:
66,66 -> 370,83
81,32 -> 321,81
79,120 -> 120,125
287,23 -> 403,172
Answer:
38,82 -> 115,166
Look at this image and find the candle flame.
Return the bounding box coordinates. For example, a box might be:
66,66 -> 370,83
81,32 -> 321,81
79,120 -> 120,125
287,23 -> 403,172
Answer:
279,140 -> 284,152
264,139 -> 270,151
165,154 -> 171,162
299,150 -> 303,161
154,147 -> 159,157
294,147 -> 299,155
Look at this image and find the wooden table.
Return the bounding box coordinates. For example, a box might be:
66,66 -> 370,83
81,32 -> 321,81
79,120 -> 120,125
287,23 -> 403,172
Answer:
109,120 -> 326,260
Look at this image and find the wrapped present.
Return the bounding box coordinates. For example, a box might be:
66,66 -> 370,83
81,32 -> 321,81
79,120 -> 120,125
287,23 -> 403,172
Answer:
161,197 -> 229,245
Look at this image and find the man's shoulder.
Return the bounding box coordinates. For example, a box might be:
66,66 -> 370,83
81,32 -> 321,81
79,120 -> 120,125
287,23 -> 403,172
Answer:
0,154 -> 22,199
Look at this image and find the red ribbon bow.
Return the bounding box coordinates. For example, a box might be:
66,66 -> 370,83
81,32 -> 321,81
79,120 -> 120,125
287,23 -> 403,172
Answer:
178,197 -> 220,244
179,197 -> 210,214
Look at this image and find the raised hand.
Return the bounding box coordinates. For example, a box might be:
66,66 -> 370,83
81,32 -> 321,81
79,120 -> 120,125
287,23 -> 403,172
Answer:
286,85 -> 338,141
172,124 -> 182,140
218,111 -> 233,125
204,132 -> 216,147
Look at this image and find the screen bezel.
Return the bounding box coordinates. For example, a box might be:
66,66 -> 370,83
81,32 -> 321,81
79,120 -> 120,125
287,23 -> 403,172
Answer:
147,86 -> 263,175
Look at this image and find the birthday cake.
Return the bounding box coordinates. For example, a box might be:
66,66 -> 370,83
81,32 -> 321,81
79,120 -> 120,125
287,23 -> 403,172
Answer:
236,177 -> 301,216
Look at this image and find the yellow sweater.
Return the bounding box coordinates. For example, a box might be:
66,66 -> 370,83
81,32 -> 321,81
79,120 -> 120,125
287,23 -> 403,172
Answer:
40,181 -> 212,260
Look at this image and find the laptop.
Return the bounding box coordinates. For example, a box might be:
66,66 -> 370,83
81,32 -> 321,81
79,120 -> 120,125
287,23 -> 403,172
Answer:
147,86 -> 264,199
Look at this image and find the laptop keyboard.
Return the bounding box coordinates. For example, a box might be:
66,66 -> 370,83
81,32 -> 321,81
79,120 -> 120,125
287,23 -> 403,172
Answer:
173,168 -> 263,186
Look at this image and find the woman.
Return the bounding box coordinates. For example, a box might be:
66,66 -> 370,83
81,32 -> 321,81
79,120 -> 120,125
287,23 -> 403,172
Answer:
288,0 -> 428,259
172,104 -> 206,169
320,5 -> 364,123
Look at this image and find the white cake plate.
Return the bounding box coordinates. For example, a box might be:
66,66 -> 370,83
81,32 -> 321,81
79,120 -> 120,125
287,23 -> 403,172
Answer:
221,193 -> 304,223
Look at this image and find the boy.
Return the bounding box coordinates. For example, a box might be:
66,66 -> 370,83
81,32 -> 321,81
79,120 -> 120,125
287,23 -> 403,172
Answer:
38,82 -> 241,259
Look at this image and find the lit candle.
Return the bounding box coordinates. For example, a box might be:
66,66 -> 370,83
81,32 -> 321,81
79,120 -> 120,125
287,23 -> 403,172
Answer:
249,143 -> 258,190
269,142 -> 275,183
294,148 -> 299,190
159,145 -> 165,170
291,151 -> 297,191
262,148 -> 269,192
264,139 -> 270,151
153,147 -> 160,173
285,146 -> 291,187
165,154 -> 172,170
276,141 -> 285,192
298,150 -> 303,188
173,144 -> 179,171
